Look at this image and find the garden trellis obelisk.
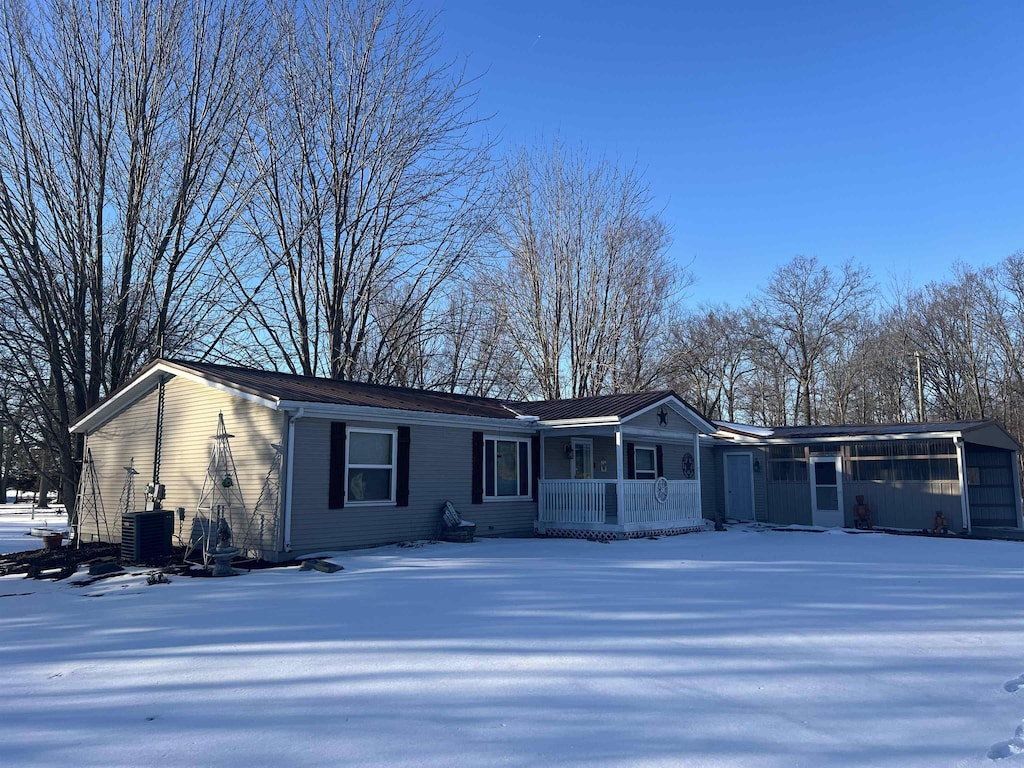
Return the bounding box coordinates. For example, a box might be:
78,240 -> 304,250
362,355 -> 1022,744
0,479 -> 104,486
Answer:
186,413 -> 254,567
74,448 -> 110,546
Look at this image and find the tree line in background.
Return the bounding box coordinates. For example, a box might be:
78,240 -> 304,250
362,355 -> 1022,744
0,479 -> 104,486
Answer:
665,255 -> 1024,440
0,0 -> 1017,514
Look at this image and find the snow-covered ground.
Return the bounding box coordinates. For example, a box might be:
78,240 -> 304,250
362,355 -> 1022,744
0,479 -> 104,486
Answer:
2,527 -> 1023,767
0,504 -> 69,554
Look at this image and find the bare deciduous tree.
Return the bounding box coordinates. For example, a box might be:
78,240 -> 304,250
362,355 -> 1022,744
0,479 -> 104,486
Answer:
488,139 -> 683,399
664,305 -> 750,421
240,0 -> 494,382
749,255 -> 873,424
0,0 -> 264,520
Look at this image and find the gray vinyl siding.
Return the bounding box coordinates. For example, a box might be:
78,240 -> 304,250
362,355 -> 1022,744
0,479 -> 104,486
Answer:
752,447 -> 768,521
543,435 -> 618,480
659,438 -> 698,481
699,444 -> 721,520
699,445 -> 771,523
82,376 -> 284,555
627,402 -> 705,432
541,433 -> 696,481
289,419 -> 536,555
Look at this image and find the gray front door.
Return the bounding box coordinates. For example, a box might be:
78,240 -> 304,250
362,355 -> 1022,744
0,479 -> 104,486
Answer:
725,453 -> 755,520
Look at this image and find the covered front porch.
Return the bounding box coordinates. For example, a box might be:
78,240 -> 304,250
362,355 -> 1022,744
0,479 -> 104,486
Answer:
535,424 -> 705,539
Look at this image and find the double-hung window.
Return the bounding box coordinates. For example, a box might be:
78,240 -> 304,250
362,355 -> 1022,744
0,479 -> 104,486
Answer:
484,436 -> 531,499
634,446 -> 657,480
346,428 -> 397,504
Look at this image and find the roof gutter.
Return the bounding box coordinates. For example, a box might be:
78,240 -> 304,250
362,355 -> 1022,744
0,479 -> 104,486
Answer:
718,431 -> 965,445
274,400 -> 535,431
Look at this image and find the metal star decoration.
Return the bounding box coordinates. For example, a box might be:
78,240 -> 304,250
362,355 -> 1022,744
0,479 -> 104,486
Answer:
657,407 -> 668,426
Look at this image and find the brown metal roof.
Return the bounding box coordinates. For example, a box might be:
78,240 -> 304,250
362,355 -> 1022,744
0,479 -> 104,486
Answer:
512,390 -> 677,421
165,360 -> 523,419
78,358 -> 715,430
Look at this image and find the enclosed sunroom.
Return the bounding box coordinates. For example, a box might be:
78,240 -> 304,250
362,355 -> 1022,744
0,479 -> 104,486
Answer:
706,420 -> 1023,533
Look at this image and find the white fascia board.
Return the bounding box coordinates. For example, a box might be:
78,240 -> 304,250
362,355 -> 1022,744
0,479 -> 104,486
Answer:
158,362 -> 280,410
719,431 -> 963,446
535,416 -> 622,429
619,394 -> 717,434
622,427 -> 696,441
275,400 -> 537,432
70,361 -> 280,433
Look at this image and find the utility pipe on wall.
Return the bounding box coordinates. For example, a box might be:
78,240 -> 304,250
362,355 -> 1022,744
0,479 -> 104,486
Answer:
283,407 -> 304,552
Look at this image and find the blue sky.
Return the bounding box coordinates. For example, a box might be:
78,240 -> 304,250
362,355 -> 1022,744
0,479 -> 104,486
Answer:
423,0 -> 1024,305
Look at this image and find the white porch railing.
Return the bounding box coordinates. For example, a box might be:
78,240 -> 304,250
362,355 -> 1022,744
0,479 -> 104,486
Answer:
621,480 -> 702,525
539,480 -> 608,524
538,479 -> 702,527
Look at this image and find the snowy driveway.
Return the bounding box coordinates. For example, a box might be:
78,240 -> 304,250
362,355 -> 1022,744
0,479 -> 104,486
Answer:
1,529 -> 1023,767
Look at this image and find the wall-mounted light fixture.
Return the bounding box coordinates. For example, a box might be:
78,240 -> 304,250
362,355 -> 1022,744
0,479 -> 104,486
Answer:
753,459 -> 761,473
564,443 -> 574,460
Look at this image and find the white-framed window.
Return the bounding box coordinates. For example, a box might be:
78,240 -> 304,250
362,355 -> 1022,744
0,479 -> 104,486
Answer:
484,436 -> 531,499
346,427 -> 397,504
634,445 -> 657,480
572,438 -> 593,479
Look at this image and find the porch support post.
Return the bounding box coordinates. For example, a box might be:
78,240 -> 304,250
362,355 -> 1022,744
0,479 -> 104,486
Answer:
615,426 -> 625,524
538,432 -> 546,533
955,436 -> 970,533
693,433 -> 703,518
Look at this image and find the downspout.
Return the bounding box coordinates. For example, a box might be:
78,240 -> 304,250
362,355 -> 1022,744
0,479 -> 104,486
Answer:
283,407 -> 304,553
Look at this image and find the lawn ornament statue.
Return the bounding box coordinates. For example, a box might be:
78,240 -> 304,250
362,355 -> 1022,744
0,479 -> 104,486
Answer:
853,495 -> 872,530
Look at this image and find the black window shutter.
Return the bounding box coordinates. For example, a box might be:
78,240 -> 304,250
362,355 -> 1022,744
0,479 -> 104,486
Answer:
471,431 -> 484,504
626,442 -> 635,479
518,441 -> 529,496
328,422 -> 347,509
396,426 -> 411,507
531,435 -> 541,501
656,445 -> 664,478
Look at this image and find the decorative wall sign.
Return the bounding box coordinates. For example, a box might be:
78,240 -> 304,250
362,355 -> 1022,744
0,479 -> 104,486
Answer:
654,477 -> 669,503
681,452 -> 695,479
